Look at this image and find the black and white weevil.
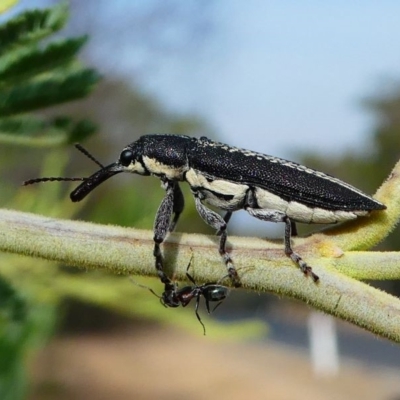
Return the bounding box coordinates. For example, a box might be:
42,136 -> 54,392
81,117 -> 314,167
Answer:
24,134 -> 386,286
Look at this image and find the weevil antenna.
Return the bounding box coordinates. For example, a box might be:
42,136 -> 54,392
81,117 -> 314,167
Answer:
23,177 -> 86,186
74,143 -> 105,168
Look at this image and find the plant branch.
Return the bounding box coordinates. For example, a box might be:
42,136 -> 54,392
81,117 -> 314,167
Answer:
1,156 -> 400,342
0,205 -> 400,342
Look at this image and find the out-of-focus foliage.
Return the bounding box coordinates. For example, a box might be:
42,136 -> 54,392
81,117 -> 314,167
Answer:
0,1 -> 99,147
0,272 -> 56,400
0,2 -> 100,399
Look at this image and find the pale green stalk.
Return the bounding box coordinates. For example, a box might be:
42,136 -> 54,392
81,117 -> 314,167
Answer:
0,158 -> 399,342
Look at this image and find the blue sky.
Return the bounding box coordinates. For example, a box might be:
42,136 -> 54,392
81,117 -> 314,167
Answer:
146,1 -> 400,158
5,1 -> 400,159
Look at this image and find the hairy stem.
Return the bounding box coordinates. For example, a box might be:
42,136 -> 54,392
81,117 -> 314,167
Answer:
0,208 -> 400,342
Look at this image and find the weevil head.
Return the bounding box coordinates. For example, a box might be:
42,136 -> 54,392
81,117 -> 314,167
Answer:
117,143 -> 148,175
70,141 -> 147,202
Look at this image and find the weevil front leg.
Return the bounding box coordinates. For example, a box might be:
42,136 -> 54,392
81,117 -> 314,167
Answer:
169,182 -> 184,232
290,220 -> 298,237
153,179 -> 177,288
194,196 -> 240,286
246,208 -> 319,282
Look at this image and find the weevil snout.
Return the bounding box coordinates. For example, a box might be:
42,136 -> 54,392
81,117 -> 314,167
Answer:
69,163 -> 123,202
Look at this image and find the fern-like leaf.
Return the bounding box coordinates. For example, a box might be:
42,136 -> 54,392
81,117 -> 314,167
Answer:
0,36 -> 88,86
0,68 -> 100,117
0,1 -> 68,55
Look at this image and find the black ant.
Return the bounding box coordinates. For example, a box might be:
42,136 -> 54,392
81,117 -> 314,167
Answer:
131,257 -> 229,335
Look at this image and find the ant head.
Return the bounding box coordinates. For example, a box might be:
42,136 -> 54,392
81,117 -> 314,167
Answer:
161,288 -> 181,308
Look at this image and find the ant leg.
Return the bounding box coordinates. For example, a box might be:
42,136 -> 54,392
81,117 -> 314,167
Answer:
194,296 -> 207,336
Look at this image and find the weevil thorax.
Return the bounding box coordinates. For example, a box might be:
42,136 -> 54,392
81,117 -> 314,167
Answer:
126,134 -> 192,180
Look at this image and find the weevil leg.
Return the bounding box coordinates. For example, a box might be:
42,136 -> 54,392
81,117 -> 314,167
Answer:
153,179 -> 176,288
216,211 -> 233,235
246,208 -> 319,282
291,220 -> 298,237
283,217 -> 319,282
194,197 -> 240,286
169,182 -> 184,232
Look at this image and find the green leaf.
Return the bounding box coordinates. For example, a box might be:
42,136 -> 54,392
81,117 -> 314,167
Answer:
0,115 -> 97,146
0,2 -> 99,146
0,68 -> 101,117
0,114 -> 46,136
0,275 -> 27,324
0,36 -> 88,86
50,116 -> 97,143
0,1 -> 68,55
0,276 -> 28,400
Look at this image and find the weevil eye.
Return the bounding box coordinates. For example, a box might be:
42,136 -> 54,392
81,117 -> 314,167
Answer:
119,149 -> 134,166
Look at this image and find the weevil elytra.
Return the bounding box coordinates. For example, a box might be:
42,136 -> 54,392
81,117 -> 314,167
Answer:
24,134 -> 386,289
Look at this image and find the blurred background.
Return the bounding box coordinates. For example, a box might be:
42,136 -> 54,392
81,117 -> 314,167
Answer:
1,1 -> 400,399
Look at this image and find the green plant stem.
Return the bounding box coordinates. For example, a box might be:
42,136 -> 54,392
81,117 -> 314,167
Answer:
1,157 -> 400,342
0,208 -> 400,342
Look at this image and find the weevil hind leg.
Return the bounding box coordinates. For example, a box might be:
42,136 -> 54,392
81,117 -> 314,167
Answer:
246,208 -> 319,282
283,217 -> 319,282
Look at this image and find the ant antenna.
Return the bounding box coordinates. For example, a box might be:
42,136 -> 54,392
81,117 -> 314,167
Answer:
128,277 -> 168,308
